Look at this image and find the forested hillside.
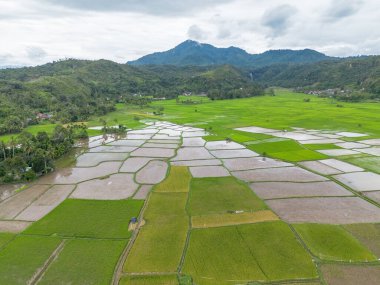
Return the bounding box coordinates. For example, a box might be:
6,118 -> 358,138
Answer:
251,56 -> 380,99
1,52 -> 379,136
128,40 -> 332,67
0,60 -> 263,135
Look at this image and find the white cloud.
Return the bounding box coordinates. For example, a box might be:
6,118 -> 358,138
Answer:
187,25 -> 207,40
41,0 -> 233,16
0,0 -> 379,66
26,46 -> 47,60
261,4 -> 298,37
325,0 -> 363,22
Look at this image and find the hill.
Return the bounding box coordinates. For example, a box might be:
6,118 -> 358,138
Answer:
250,56 -> 380,100
128,40 -> 333,67
0,60 -> 263,135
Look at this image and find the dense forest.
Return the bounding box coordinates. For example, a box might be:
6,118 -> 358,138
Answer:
0,125 -> 87,183
0,60 -> 263,135
250,56 -> 380,100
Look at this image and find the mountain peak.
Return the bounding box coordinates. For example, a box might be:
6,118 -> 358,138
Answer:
174,39 -> 206,50
178,39 -> 201,46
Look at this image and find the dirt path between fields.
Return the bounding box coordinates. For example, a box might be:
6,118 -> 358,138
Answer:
28,240 -> 66,285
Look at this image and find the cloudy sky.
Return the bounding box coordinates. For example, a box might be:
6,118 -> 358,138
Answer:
0,0 -> 379,66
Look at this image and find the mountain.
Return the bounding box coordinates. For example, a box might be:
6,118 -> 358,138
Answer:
128,40 -> 334,67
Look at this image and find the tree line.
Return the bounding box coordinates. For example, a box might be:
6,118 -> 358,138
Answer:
0,125 -> 87,183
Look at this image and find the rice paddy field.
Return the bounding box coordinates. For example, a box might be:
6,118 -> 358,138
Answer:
1,89 -> 380,284
38,239 -> 127,285
24,199 -> 144,239
293,224 -> 377,262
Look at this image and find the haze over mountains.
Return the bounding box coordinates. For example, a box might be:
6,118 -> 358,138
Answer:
128,40 -> 334,67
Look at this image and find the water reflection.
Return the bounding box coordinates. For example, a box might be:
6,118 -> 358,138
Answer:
0,184 -> 25,202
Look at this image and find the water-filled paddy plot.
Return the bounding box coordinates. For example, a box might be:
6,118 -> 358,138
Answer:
2,121 -> 380,284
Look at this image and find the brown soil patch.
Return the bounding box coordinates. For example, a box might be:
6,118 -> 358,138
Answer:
317,149 -> 360,156
71,173 -> 138,200
364,191 -> 380,204
131,148 -> 175,158
133,185 -> 153,200
360,139 -> 380,146
267,197 -> 380,224
333,172 -> 380,192
232,167 -> 327,182
321,264 -> 380,285
235,126 -> 277,134
205,141 -> 245,150
136,160 -> 168,184
16,185 -> 75,221
89,145 -> 138,153
171,159 -> 222,167
250,181 -> 352,199
319,159 -> 363,172
359,146 -> 380,155
210,149 -> 259,159
172,147 -> 214,161
0,221 -> 32,233
142,143 -> 179,149
119,157 -> 153,173
182,131 -> 207,137
128,129 -> 159,135
125,134 -> 153,140
0,185 -> 51,219
37,161 -> 122,184
152,134 -> 181,140
343,223 -> 380,257
299,161 -> 343,175
147,139 -> 181,144
189,166 -> 230,178
108,140 -> 146,147
0,183 -> 25,202
182,137 -> 206,147
223,157 -> 292,171
76,152 -> 128,167
158,129 -> 181,137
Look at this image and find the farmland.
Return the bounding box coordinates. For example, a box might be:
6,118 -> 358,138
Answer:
123,167 -> 190,273
0,236 -> 61,285
24,199 -> 144,239
293,224 -> 377,261
1,89 -> 380,284
38,239 -> 127,285
0,232 -> 14,248
188,177 -> 267,216
182,222 -> 318,284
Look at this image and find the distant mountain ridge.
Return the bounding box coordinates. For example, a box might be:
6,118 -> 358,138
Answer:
128,40 -> 334,67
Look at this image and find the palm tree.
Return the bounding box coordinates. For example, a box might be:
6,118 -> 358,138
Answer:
0,141 -> 7,160
9,137 -> 16,158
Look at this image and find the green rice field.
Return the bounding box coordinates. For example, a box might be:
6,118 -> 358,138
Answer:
188,177 -> 267,216
24,199 -> 144,239
0,235 -> 61,285
293,224 -> 377,262
182,222 -> 317,284
38,239 -> 127,285
123,192 -> 189,273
